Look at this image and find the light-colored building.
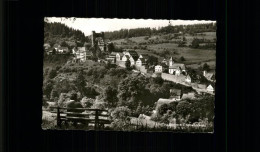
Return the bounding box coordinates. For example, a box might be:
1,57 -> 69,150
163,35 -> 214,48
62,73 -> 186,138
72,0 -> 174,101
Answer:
207,84 -> 214,92
136,58 -> 147,66
122,54 -> 130,62
185,75 -> 192,83
122,55 -> 136,66
116,52 -> 124,61
73,47 -> 92,62
57,47 -> 69,54
169,56 -> 174,66
169,64 -> 186,76
154,65 -> 163,73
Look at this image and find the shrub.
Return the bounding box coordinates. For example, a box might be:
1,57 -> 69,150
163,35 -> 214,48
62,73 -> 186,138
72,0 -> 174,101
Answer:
110,106 -> 133,131
176,101 -> 192,117
179,56 -> 186,61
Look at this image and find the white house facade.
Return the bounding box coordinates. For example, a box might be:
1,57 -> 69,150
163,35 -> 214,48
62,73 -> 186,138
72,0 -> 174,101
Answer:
155,65 -> 163,73
116,53 -> 123,61
207,85 -> 214,92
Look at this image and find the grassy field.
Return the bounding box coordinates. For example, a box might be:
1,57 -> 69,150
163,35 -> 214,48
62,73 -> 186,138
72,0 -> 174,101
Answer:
111,32 -> 216,70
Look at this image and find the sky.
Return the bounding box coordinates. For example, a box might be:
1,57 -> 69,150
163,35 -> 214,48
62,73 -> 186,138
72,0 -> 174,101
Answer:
45,17 -> 216,36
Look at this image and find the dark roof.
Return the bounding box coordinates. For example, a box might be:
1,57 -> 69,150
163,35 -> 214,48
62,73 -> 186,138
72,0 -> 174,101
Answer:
131,55 -> 139,61
127,50 -> 139,57
124,55 -> 130,59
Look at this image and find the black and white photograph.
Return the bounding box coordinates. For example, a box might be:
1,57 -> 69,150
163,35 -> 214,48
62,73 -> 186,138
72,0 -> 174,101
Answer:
42,17 -> 216,132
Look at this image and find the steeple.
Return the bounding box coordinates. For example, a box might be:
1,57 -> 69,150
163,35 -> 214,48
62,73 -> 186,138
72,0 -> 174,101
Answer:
169,56 -> 174,66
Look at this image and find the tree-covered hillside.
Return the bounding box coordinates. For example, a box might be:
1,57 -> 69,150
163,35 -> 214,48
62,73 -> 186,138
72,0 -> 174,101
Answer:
104,23 -> 216,40
44,22 -> 90,47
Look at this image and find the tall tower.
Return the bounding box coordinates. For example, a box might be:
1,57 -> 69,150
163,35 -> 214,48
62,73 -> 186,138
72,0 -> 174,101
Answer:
169,57 -> 174,66
91,31 -> 95,47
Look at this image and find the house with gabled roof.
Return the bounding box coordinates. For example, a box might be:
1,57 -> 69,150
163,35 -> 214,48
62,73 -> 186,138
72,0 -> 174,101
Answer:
136,58 -> 147,66
203,70 -> 215,82
72,47 -> 92,62
154,65 -> 163,73
116,52 -> 124,61
169,63 -> 186,76
122,54 -> 137,66
207,84 -> 215,92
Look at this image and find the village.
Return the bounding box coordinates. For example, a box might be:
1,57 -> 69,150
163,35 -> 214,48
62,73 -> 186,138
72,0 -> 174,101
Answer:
44,30 -> 215,96
42,20 -> 216,132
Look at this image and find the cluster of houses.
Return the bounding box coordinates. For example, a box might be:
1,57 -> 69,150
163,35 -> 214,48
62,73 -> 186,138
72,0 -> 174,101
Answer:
104,49 -> 215,93
44,44 -> 71,55
44,30 -> 215,93
44,30 -> 112,62
106,49 -> 188,76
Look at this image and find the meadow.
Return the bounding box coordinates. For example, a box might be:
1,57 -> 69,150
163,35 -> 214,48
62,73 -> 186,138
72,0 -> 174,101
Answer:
111,32 -> 216,70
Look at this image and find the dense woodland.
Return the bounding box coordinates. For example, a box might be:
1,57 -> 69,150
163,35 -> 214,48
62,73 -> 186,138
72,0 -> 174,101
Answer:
44,22 -> 90,47
104,23 -> 216,40
44,21 -> 216,46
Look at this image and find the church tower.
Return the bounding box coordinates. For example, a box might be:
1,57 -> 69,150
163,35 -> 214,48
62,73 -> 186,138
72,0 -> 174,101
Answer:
169,57 -> 174,66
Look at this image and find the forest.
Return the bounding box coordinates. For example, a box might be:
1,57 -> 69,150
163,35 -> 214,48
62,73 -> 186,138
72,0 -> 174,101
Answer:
104,23 -> 216,40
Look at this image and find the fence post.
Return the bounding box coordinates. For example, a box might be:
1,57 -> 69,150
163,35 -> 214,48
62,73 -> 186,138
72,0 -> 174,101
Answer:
94,110 -> 99,130
57,106 -> 61,128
